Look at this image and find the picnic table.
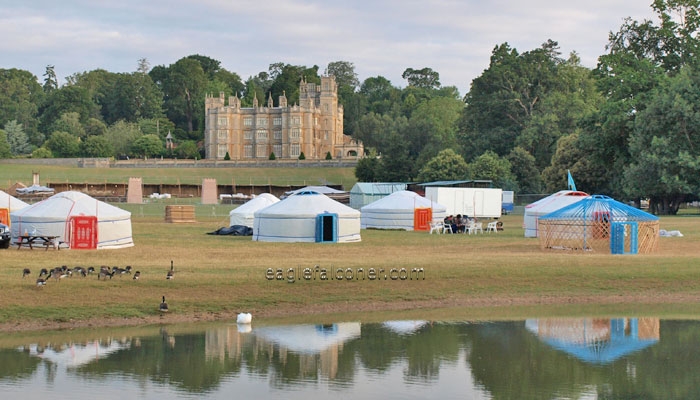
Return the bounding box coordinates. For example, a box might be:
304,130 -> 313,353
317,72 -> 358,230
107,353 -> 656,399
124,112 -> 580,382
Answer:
14,235 -> 61,250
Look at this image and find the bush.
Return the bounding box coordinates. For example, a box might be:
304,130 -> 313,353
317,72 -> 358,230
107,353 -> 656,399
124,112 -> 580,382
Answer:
325,151 -> 332,160
269,152 -> 276,160
298,151 -> 306,160
31,147 -> 53,158
224,151 -> 231,160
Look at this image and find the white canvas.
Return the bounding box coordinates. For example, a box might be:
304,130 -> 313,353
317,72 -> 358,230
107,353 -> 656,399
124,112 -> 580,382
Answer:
360,190 -> 446,230
523,190 -> 589,238
10,191 -> 134,249
229,193 -> 279,228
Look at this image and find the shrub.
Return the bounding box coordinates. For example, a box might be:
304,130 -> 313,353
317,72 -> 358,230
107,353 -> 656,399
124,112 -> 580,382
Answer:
298,151 -> 306,160
325,151 -> 332,160
224,151 -> 231,160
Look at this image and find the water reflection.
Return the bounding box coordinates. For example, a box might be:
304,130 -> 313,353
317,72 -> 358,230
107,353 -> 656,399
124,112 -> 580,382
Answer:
3,317 -> 700,399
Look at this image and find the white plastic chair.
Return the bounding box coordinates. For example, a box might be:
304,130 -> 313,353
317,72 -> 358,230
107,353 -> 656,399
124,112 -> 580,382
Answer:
442,223 -> 453,234
467,222 -> 483,234
429,221 -> 443,234
487,221 -> 498,233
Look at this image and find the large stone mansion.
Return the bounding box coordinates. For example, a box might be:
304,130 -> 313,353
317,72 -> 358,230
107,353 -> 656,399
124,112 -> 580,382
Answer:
204,75 -> 363,160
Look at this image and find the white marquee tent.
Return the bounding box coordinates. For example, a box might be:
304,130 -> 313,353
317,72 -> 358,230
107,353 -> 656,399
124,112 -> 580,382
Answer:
10,191 -> 134,249
360,190 -> 446,230
253,190 -> 361,243
523,190 -> 588,238
229,193 -> 279,229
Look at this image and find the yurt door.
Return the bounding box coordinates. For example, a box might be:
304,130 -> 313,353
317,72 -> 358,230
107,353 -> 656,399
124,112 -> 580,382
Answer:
69,216 -> 98,249
413,207 -> 433,231
0,208 -> 8,226
315,213 -> 337,243
610,222 -> 638,255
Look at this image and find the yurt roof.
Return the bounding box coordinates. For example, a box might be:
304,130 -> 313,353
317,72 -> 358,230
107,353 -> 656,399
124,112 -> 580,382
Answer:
228,193 -> 279,216
350,182 -> 407,195
255,191 -> 359,217
0,190 -> 30,211
284,185 -> 346,196
525,190 -> 589,212
361,190 -> 446,212
539,195 -> 658,222
11,191 -> 131,219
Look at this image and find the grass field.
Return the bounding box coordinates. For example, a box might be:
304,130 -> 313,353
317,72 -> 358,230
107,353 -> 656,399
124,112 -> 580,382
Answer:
2,163 -> 700,333
1,211 -> 700,333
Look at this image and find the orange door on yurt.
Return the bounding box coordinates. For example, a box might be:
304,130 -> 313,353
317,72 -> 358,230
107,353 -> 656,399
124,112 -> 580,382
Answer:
0,208 -> 8,226
413,207 -> 433,231
69,216 -> 98,249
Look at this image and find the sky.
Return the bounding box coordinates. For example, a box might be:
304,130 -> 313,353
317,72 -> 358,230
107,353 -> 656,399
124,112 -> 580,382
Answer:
1,0 -> 658,96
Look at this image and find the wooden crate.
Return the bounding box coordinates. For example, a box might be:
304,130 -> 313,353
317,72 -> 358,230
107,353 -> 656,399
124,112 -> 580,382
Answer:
164,205 -> 196,223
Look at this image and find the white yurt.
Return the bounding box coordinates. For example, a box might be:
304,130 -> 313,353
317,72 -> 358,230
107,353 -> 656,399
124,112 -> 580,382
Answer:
10,191 -> 134,249
360,190 -> 447,231
229,193 -> 279,229
523,190 -> 588,238
253,190 -> 361,243
0,190 -> 29,225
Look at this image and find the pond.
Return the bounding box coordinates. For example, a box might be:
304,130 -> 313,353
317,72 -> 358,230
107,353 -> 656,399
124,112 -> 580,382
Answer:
1,317 -> 698,399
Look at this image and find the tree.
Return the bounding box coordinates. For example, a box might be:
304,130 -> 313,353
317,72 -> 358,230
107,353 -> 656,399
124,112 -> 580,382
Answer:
174,140 -> 200,159
506,146 -> 543,194
131,134 -> 163,158
104,120 -> 142,156
325,151 -> 332,160
298,151 -> 306,160
469,151 -> 516,189
39,85 -> 100,136
623,65 -> 700,214
81,135 -> 114,157
326,61 -> 360,91
0,129 -> 11,158
402,67 -> 441,89
0,68 -> 44,146
31,147 -> 52,158
51,112 -> 85,139
268,152 -> 275,160
43,65 -> 58,92
269,64 -> 320,107
84,118 -> 107,137
354,153 -> 380,181
100,72 -> 164,124
4,120 -> 31,155
45,131 -> 80,157
224,151 -> 231,160
417,149 -> 469,182
152,57 -> 208,135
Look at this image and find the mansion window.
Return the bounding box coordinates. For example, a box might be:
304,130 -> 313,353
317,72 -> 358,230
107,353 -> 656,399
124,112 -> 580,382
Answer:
292,116 -> 301,126
243,117 -> 253,127
273,144 -> 282,157
244,130 -> 253,140
290,128 -> 300,139
273,117 -> 282,126
217,130 -> 227,140
217,117 -> 228,126
244,145 -> 253,158
256,144 -> 267,158
273,130 -> 282,140
290,144 -> 300,157
256,129 -> 268,140
217,145 -> 227,158
256,117 -> 268,126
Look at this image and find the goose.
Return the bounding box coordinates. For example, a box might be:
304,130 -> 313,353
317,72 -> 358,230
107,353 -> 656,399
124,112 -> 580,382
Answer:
36,278 -> 47,287
159,296 -> 169,312
236,312 -> 252,324
87,266 -> 95,275
39,268 -> 48,277
166,260 -> 174,279
133,271 -> 141,280
22,268 -> 31,278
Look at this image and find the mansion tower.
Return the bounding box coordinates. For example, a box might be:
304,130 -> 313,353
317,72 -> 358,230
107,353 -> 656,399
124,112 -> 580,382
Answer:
204,75 -> 363,160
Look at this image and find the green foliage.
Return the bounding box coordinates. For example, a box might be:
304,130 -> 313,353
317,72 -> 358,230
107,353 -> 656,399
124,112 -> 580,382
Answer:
104,120 -> 143,157
45,131 -> 80,157
0,129 -> 11,158
298,151 -> 306,160
505,147 -> 542,194
51,112 -> 85,139
224,151 -> 231,160
81,135 -> 114,157
131,134 -> 163,158
417,149 -> 469,182
402,67 -> 441,89
325,151 -> 332,160
469,150 -> 516,189
0,68 -> 43,146
174,140 -> 200,159
30,147 -> 52,158
4,120 -> 31,155
354,155 -> 380,181
268,152 -> 275,160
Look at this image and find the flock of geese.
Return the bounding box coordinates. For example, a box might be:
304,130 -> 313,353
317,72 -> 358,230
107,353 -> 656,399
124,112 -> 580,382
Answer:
20,260 -> 252,322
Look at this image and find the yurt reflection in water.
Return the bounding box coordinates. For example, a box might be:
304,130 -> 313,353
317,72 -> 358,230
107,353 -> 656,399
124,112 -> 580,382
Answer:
526,317 -> 659,364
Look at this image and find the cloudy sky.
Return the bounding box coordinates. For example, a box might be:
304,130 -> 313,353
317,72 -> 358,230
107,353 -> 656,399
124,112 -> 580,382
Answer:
1,0 -> 657,95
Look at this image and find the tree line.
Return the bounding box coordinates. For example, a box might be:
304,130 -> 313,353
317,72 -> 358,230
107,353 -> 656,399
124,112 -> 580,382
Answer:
1,0 -> 698,213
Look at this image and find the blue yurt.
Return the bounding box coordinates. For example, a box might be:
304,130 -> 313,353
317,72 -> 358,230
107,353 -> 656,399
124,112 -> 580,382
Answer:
537,195 -> 659,254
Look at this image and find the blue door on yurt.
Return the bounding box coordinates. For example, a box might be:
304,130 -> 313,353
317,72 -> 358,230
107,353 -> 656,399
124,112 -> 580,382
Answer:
315,213 -> 338,243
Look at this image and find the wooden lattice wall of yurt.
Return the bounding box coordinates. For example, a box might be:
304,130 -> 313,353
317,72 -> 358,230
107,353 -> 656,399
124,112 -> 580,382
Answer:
538,219 -> 659,253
